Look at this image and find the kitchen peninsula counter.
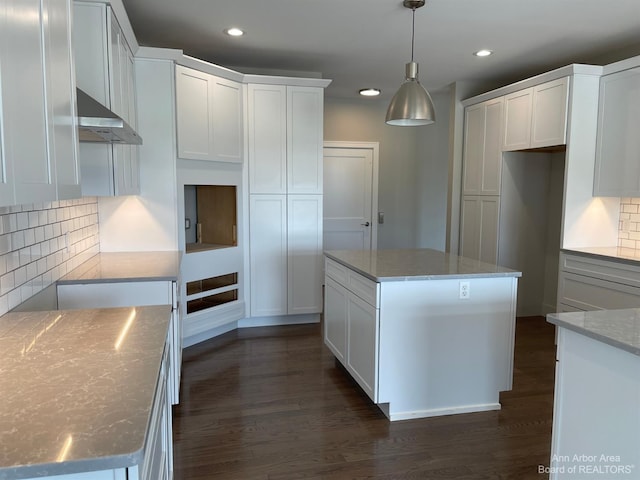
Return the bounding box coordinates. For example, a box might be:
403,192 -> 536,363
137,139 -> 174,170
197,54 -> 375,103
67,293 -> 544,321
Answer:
0,305 -> 171,479
323,249 -> 521,421
546,309 -> 640,479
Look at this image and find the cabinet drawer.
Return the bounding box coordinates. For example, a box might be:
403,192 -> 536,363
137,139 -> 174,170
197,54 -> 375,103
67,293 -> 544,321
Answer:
561,252 -> 640,288
325,257 -> 379,307
558,272 -> 640,311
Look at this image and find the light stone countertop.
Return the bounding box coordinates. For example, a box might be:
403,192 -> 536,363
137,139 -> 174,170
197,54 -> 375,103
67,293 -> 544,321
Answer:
562,246 -> 640,265
58,251 -> 181,284
547,308 -> 640,356
0,305 -> 171,479
324,249 -> 521,282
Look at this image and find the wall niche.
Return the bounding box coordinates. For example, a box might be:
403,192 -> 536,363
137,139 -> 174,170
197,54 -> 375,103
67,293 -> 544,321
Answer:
184,185 -> 237,253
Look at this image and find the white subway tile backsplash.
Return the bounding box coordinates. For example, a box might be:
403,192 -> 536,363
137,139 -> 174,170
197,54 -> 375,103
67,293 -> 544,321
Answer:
0,197 -> 99,316
619,199 -> 640,252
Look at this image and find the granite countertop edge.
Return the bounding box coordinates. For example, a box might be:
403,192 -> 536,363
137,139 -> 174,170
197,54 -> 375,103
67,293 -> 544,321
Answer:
547,311 -> 640,357
324,249 -> 522,283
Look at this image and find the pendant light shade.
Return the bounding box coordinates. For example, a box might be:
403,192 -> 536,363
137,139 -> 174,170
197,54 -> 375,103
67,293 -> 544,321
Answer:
386,0 -> 436,126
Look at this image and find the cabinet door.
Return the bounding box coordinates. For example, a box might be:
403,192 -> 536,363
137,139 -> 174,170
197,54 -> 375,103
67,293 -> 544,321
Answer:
463,97 -> 503,196
347,291 -> 379,402
43,0 -> 81,201
324,276 -> 348,364
459,195 -> 500,264
175,65 -> 213,161
287,86 -> 323,194
531,77 -> 568,148
211,76 -> 243,163
287,194 -> 323,314
593,68 -> 640,197
502,88 -> 532,151
249,194 -> 288,316
248,84 -> 287,193
2,0 -> 56,205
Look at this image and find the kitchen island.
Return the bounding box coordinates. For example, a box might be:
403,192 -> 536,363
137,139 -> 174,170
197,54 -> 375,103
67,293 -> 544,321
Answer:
324,249 -> 521,421
546,309 -> 640,479
0,305 -> 172,480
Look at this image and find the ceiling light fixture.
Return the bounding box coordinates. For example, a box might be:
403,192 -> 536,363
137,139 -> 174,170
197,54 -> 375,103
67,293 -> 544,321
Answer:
225,27 -> 244,37
474,49 -> 493,57
386,0 -> 435,126
359,88 -> 382,97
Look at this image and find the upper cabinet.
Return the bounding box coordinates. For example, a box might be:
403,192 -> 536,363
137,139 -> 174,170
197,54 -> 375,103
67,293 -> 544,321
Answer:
503,77 -> 569,151
74,1 -> 139,196
248,84 -> 324,194
0,0 -> 80,207
593,68 -> 640,197
175,65 -> 243,163
462,97 -> 503,196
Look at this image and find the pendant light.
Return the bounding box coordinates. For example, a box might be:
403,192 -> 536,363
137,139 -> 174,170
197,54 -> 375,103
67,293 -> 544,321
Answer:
385,0 -> 436,126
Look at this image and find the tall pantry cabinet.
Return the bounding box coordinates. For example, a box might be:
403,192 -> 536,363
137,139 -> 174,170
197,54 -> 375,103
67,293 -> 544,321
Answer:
247,84 -> 325,320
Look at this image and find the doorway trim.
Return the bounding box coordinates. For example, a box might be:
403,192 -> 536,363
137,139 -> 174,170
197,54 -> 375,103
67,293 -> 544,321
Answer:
323,141 -> 380,250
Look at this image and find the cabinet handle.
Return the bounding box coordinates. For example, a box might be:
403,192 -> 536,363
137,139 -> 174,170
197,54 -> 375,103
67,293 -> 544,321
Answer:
361,222 -> 370,227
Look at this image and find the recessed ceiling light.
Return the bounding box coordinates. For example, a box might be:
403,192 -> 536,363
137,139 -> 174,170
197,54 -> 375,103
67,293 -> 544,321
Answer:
359,88 -> 381,97
474,49 -> 493,57
225,27 -> 244,37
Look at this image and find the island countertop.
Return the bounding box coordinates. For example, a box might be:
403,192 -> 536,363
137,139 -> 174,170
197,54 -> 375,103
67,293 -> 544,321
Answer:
324,249 -> 521,282
547,308 -> 640,357
58,251 -> 181,284
0,305 -> 171,479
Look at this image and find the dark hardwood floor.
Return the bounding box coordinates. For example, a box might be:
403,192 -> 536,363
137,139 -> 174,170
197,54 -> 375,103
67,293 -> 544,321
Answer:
173,316 -> 556,479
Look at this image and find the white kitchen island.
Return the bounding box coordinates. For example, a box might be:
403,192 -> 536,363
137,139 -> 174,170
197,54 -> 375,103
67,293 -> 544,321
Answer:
324,249 -> 521,421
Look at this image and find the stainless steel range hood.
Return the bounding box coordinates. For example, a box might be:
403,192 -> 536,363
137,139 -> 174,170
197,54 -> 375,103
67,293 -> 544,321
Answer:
76,88 -> 142,145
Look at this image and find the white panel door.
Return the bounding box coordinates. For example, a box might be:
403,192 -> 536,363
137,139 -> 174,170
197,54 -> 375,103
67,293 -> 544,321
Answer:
211,76 -> 243,163
503,88 -> 532,151
287,194 -> 323,314
175,65 -> 213,161
462,103 -> 485,195
346,291 -> 379,402
323,276 -> 348,363
287,86 -> 323,194
323,146 -> 374,251
249,194 -> 288,316
459,195 -> 499,264
247,84 -> 287,193
531,77 -> 568,148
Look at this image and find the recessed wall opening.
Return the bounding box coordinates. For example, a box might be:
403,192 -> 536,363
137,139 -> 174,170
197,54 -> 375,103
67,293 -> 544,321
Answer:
186,272 -> 238,314
184,185 -> 237,253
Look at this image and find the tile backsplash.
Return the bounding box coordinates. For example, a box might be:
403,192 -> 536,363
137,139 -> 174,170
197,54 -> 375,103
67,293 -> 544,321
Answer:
618,198 -> 640,254
0,197 -> 99,315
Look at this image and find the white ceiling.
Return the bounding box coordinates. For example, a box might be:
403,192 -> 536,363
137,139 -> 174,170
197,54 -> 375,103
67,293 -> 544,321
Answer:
121,0 -> 640,100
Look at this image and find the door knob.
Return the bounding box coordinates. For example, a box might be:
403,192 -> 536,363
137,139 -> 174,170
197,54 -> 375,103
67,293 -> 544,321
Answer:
361,222 -> 370,227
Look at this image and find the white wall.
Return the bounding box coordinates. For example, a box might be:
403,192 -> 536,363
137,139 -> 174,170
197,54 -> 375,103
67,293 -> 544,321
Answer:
324,91 -> 451,250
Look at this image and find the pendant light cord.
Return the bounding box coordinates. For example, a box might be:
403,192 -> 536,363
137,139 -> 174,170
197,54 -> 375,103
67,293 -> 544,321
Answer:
410,7 -> 416,62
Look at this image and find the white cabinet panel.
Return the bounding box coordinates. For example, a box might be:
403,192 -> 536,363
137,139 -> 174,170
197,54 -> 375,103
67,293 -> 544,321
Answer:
287,86 -> 323,194
463,97 -> 503,195
324,276 -> 348,363
175,65 -> 243,163
503,89 -> 532,151
593,67 -> 640,196
460,195 -> 500,264
249,194 -> 288,316
248,84 -> 287,194
287,195 -> 322,314
346,292 -> 379,402
531,77 -> 569,148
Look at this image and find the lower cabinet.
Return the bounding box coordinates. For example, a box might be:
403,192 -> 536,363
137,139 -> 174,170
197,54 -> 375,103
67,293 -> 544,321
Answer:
459,195 -> 500,264
557,252 -> 640,311
324,259 -> 379,402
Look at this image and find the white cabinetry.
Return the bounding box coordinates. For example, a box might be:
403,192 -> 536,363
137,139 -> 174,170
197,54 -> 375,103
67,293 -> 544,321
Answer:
0,0 -> 80,207
324,258 -> 379,401
175,64 -> 243,163
57,280 -> 182,406
73,1 -> 139,196
593,68 -> 640,196
459,196 -> 500,264
503,77 -> 569,151
462,97 -> 503,196
247,83 -> 324,319
557,252 -> 640,312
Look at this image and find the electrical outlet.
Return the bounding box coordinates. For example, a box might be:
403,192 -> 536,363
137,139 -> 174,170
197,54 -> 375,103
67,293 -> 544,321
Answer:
459,281 -> 470,299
